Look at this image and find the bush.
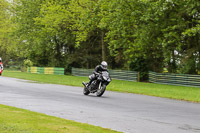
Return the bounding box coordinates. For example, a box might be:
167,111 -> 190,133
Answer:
24,59 -> 33,71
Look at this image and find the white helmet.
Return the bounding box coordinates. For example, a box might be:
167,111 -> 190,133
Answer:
101,61 -> 107,69
0,57 -> 2,62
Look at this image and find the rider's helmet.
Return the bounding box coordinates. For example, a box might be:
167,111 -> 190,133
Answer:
101,61 -> 108,70
0,57 -> 2,62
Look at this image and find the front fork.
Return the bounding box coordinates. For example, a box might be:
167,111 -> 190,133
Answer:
98,82 -> 102,91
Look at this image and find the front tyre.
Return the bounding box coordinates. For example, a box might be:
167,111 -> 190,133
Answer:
96,84 -> 106,97
83,87 -> 90,95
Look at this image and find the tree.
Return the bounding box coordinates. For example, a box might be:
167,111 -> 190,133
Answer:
160,0 -> 200,74
8,0 -> 200,75
12,0 -> 44,65
69,0 -> 109,63
0,0 -> 17,65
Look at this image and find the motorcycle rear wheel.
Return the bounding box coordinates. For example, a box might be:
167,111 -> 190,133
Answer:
83,87 -> 90,95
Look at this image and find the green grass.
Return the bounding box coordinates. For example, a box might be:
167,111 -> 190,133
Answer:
0,104 -> 120,133
2,70 -> 200,102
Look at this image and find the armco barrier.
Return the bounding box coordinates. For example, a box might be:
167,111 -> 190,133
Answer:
72,67 -> 138,81
27,67 -> 64,75
44,67 -> 54,74
149,71 -> 200,87
31,67 -> 37,73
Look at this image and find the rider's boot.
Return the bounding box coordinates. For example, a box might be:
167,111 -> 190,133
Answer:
87,79 -> 93,87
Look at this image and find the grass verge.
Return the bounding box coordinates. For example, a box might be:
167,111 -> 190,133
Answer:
0,104 -> 119,133
2,70 -> 200,103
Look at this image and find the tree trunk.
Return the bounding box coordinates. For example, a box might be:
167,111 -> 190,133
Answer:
55,37 -> 61,66
101,31 -> 106,61
171,49 -> 176,73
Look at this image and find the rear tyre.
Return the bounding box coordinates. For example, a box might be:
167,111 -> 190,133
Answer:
96,84 -> 106,97
83,86 -> 90,95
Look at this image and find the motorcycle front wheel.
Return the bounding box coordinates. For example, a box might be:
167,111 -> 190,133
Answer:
96,84 -> 106,97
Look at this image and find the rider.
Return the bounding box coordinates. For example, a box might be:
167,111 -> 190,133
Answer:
85,61 -> 108,87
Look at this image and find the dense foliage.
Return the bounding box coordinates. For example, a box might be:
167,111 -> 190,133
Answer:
0,0 -> 16,65
1,0 -> 200,78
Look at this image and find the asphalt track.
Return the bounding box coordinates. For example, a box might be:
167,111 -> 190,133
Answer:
0,76 -> 200,133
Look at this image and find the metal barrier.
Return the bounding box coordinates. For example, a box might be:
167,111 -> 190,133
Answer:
72,67 -> 138,81
27,67 -> 64,75
149,71 -> 200,87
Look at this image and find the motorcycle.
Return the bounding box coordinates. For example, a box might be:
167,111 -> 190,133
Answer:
82,71 -> 111,97
0,68 -> 2,76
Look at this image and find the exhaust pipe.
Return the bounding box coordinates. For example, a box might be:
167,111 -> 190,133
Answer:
82,81 -> 86,87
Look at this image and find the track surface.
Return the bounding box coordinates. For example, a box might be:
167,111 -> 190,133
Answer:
0,77 -> 200,133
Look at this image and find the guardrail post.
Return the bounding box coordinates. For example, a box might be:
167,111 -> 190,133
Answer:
137,72 -> 140,82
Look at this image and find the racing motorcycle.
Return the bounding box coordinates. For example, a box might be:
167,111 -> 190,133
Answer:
0,65 -> 2,76
82,71 -> 111,97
